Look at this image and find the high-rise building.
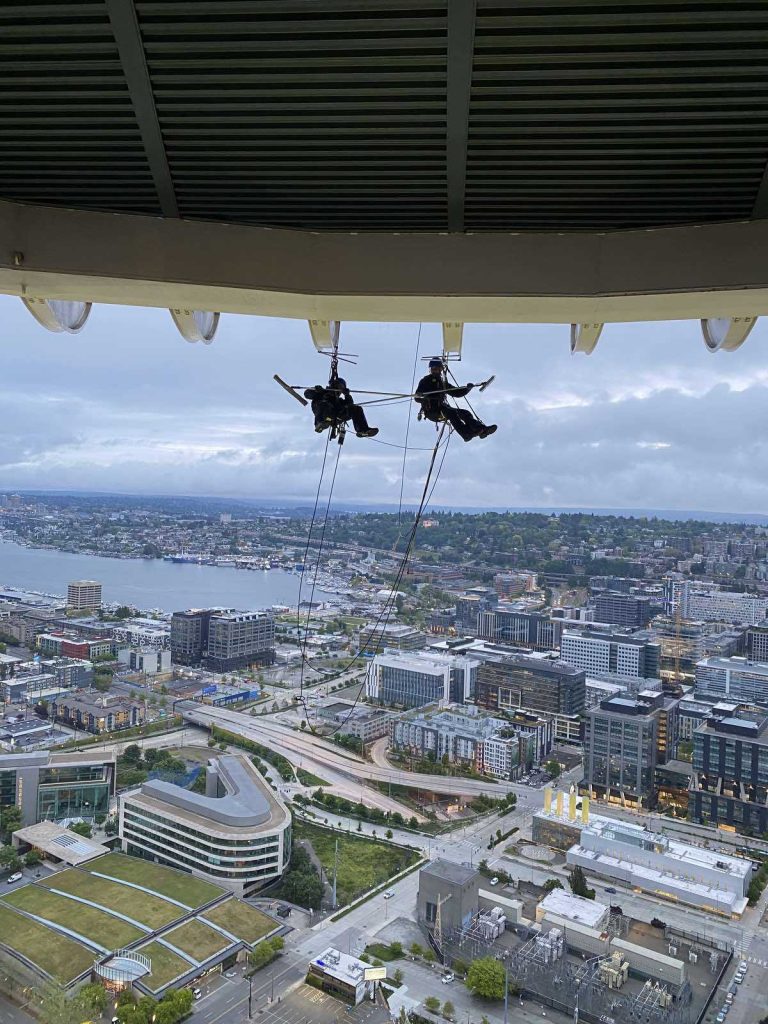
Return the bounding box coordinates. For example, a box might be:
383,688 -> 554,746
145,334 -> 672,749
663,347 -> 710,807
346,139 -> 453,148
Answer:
582,690 -> 679,809
695,656 -> 768,705
477,607 -> 562,650
745,625 -> 768,663
170,608 -> 217,665
560,629 -> 660,679
475,652 -> 585,717
0,750 -> 115,825
690,708 -> 768,835
366,651 -> 477,708
593,592 -> 652,628
204,610 -> 275,672
357,622 -> 423,655
66,580 -> 102,611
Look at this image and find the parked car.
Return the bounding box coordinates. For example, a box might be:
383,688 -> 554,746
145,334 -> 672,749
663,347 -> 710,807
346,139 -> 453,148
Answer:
490,877 -> 499,886
6,873 -> 21,884
441,973 -> 454,985
605,887 -> 617,894
716,1014 -> 725,1023
383,890 -> 395,899
192,989 -> 202,1001
739,961 -> 748,973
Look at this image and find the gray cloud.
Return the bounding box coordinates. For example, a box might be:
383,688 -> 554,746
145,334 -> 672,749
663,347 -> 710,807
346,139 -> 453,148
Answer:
1,295 -> 767,514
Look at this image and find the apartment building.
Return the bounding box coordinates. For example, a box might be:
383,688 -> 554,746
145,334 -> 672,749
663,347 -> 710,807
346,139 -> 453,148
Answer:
204,610 -> 275,672
390,704 -> 521,779
671,581 -> 768,625
366,650 -> 477,709
50,694 -> 145,734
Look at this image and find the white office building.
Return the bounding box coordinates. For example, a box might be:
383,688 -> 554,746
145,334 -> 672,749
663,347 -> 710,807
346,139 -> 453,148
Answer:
120,754 -> 291,898
671,582 -> 768,625
695,656 -> 768,705
366,650 -> 478,708
560,630 -> 660,680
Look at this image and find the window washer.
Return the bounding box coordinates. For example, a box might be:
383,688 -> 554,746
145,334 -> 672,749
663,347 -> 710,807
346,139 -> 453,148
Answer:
303,377 -> 379,438
415,358 -> 497,441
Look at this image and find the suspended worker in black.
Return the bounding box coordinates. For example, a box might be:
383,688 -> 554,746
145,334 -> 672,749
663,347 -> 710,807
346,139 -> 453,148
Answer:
303,378 -> 379,439
415,358 -> 497,442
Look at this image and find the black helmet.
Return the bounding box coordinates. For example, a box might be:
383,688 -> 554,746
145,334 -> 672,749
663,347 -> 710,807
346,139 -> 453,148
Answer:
335,377 -> 347,390
428,358 -> 444,370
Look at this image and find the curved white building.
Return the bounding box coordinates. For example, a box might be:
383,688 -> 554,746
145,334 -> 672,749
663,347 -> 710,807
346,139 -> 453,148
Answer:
119,754 -> 291,898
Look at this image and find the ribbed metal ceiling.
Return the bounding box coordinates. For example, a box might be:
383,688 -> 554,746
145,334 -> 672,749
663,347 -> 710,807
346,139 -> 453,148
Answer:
2,0 -> 768,232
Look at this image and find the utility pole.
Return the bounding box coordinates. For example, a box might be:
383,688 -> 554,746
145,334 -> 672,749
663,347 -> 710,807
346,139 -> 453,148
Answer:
331,837 -> 338,910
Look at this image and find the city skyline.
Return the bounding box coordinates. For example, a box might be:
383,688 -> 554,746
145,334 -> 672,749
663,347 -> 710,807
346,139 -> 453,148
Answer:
3,295 -> 768,514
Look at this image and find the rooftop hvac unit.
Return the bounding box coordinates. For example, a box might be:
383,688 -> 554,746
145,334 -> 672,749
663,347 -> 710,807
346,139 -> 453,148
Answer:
669,946 -> 677,956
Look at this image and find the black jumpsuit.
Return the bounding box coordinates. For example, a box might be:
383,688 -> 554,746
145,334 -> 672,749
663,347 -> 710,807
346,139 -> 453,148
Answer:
303,383 -> 375,436
415,373 -> 485,442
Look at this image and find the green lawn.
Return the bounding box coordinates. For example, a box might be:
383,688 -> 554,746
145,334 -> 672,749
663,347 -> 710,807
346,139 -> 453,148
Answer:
2,885 -> 143,950
296,820 -> 418,905
42,868 -> 184,930
163,919 -> 231,962
202,899 -> 275,944
137,941 -> 191,991
0,905 -> 94,983
88,853 -> 225,907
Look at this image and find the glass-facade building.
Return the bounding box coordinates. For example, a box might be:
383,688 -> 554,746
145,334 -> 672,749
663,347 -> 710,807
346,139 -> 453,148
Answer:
0,751 -> 115,826
690,711 -> 768,834
583,696 -> 662,809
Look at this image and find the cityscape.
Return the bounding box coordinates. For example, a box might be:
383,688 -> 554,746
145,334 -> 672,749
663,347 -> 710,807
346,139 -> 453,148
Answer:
3,8 -> 768,1024
1,492 -> 768,1024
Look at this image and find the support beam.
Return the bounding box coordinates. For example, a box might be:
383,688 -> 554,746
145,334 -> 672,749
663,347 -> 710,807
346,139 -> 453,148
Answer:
6,201 -> 768,325
106,0 -> 178,218
446,0 -> 476,233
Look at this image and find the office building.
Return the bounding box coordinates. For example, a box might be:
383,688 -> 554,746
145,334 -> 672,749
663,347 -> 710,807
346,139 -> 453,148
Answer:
366,650 -> 477,709
690,707 -> 768,835
494,572 -> 537,598
0,652 -> 22,681
593,593 -> 652,628
478,607 -> 562,651
390,704 -> 521,779
671,582 -> 768,625
204,610 -> 275,672
51,694 -> 145,734
745,624 -> 768,662
589,576 -> 638,595
583,691 -> 679,809
307,949 -> 383,1005
695,656 -> 768,705
0,749 -> 116,825
475,652 -> 586,717
585,678 -> 626,709
357,622 -> 423,655
67,580 -> 102,611
560,630 -> 660,680
112,618 -> 171,650
117,647 -> 172,675
120,754 -> 291,897
171,608 -> 217,665
170,607 -> 274,670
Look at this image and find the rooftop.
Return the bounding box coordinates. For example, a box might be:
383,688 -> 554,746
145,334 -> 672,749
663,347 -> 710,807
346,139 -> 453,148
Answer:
538,889 -> 609,929
420,859 -> 478,887
13,822 -> 110,866
310,947 -> 380,988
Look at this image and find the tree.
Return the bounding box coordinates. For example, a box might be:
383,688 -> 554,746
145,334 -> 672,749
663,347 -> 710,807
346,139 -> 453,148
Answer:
545,759 -> 561,778
70,821 -> 93,839
77,983 -> 108,1018
390,941 -> 403,957
465,957 -> 506,1000
424,997 -> 441,1014
410,942 -> 424,957
0,804 -> 22,839
568,865 -> 595,900
423,949 -> 435,964
393,968 -> 404,986
24,849 -> 42,867
0,846 -> 21,874
543,878 -> 563,892
386,829 -> 393,839
442,1001 -> 455,1020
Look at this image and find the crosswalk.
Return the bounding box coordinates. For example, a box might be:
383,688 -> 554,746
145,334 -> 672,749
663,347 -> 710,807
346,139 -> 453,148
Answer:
745,955 -> 767,967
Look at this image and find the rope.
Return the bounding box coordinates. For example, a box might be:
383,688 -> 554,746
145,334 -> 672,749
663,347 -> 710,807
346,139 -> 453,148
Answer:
398,322 -> 422,526
332,422 -> 449,735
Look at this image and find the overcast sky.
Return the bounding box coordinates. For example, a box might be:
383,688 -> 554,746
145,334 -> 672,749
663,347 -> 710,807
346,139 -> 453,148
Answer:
1,294 -> 766,515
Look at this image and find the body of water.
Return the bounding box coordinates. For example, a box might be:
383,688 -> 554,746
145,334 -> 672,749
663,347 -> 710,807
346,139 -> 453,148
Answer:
0,540 -> 333,612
